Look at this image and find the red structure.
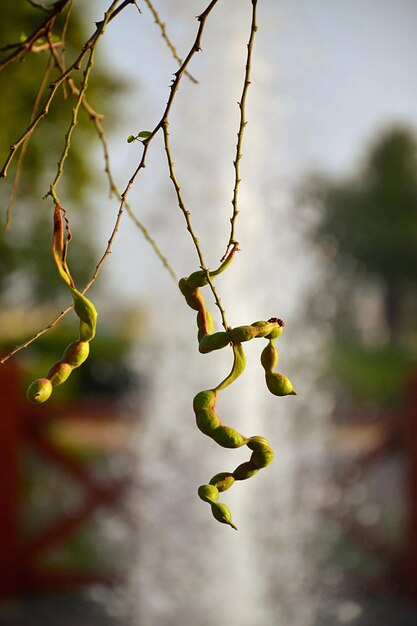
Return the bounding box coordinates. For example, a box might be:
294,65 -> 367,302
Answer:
0,360 -> 133,599
404,371 -> 417,601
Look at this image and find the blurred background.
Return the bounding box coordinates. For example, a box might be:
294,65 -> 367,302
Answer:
1,1 -> 417,625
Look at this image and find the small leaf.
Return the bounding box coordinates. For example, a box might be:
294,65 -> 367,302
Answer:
127,135 -> 136,143
138,131 -> 152,139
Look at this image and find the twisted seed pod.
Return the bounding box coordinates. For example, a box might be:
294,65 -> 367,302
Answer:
196,412 -> 275,530
260,338 -> 297,396
180,250 -> 295,529
194,344 -> 275,530
179,244 -> 238,341
230,319 -> 278,343
27,205 -> 97,404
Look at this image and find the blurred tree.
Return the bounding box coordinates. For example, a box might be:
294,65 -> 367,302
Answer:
304,126 -> 417,405
0,1 -> 122,306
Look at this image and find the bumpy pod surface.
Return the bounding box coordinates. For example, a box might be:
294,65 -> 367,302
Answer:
27,205 -> 97,404
180,251 -> 295,529
229,319 -> 278,343
198,433 -> 275,530
261,339 -> 296,396
27,378 -> 53,403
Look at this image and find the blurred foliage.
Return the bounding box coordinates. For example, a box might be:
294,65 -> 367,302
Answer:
304,125 -> 417,406
0,1 -> 125,304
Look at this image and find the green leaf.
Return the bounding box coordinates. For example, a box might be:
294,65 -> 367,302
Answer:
138,131 -> 152,139
127,135 -> 136,143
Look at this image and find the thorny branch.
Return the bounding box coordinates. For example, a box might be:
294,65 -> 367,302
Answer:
222,0 -> 258,261
0,0 -> 221,364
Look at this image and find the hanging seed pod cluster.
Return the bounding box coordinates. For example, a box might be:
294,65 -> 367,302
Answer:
180,253 -> 296,530
0,0 -> 297,531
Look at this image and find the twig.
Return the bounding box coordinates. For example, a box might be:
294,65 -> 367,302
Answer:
47,2 -> 115,200
0,0 -> 70,69
143,0 -> 198,84
82,0 -> 220,292
0,0 -> 220,365
162,121 -> 230,331
93,114 -> 177,282
221,0 -> 258,262
0,305 -> 75,365
0,0 -> 135,179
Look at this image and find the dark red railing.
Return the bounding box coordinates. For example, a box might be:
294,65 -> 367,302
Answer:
0,359 -> 133,598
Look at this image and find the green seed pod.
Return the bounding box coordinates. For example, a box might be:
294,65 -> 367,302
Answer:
229,325 -> 258,343
178,277 -> 195,299
265,317 -> 285,340
260,341 -> 278,371
216,343 -> 246,392
63,340 -> 90,368
71,289 -> 97,342
27,378 -> 53,404
197,309 -> 214,337
233,461 -> 259,481
212,426 -> 248,449
193,390 -> 216,412
199,332 -> 229,354
198,484 -> 219,503
210,501 -> 238,530
47,361 -> 73,386
250,448 -> 274,469
265,372 -> 297,396
196,409 -> 221,436
185,270 -> 208,289
247,435 -> 271,451
230,320 -> 277,344
178,279 -> 201,311
210,472 -> 235,493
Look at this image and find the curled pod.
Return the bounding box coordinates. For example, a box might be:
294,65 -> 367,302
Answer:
250,447 -> 274,469
193,389 -> 216,412
47,361 -> 73,386
196,409 -> 221,436
265,372 -> 297,396
198,483 -> 219,503
184,269 -> 208,289
198,484 -> 237,530
211,426 -> 248,449
230,320 -> 277,343
260,341 -> 279,371
178,279 -> 199,309
197,309 -> 214,339
210,472 -> 235,492
233,461 -> 259,481
265,317 -> 285,340
210,500 -> 238,530
247,435 -> 271,451
72,290 -> 98,342
199,331 -> 229,354
27,378 -> 53,404
63,340 -> 90,368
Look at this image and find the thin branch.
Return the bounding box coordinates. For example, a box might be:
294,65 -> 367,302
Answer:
47,2 -> 114,200
0,0 -> 220,365
222,0 -> 258,261
0,0 -> 70,69
162,121 -> 230,331
82,0 -> 220,292
143,0 -> 198,84
0,0 -> 134,179
92,114 -> 177,282
0,304 -> 75,365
